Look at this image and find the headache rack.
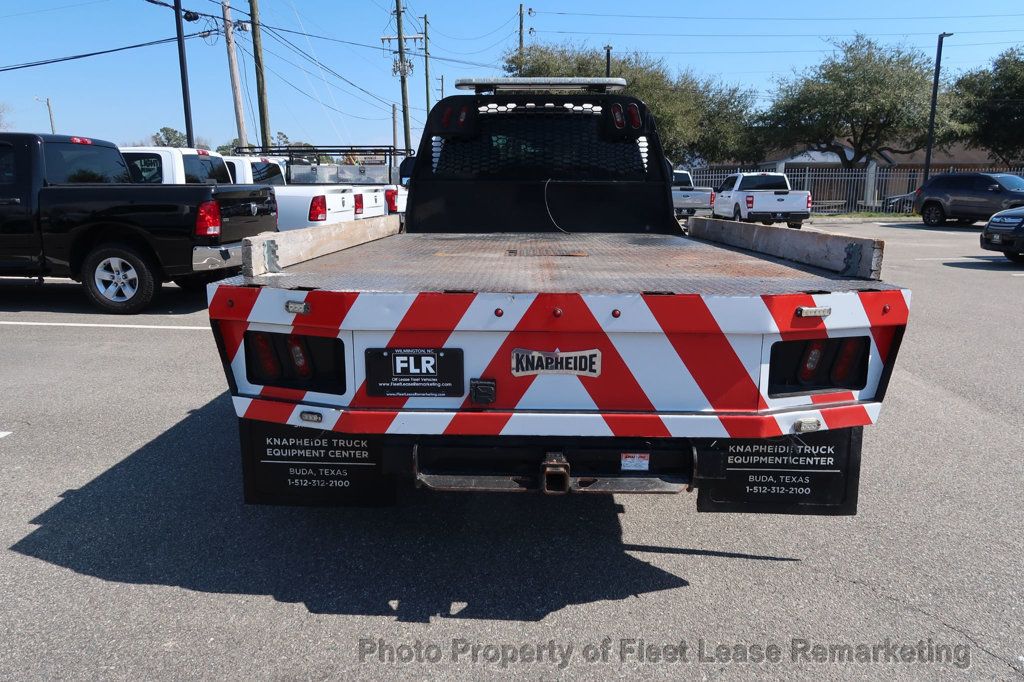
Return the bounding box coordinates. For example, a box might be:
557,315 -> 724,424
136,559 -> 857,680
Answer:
232,145 -> 407,185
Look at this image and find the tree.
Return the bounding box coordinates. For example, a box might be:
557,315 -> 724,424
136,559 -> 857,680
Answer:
151,127 -> 188,147
502,44 -> 762,164
952,49 -> 1024,164
217,138 -> 241,155
761,35 -> 946,167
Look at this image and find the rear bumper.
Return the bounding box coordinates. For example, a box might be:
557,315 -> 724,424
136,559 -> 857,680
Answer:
748,211 -> 810,222
980,231 -> 1024,252
192,241 -> 244,271
238,418 -> 863,514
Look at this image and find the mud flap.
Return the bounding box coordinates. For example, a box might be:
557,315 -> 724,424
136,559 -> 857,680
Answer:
695,428 -> 862,516
239,419 -> 397,506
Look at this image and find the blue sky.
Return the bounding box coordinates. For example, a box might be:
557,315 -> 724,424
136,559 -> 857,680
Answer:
2,0 -> 1023,148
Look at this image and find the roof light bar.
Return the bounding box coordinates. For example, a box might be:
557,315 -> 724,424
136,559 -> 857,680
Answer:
454,77 -> 627,94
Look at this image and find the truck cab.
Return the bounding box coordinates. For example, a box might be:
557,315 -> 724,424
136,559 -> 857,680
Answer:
121,146 -> 233,185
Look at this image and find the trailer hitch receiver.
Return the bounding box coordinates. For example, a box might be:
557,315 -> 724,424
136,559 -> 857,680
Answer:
541,452 -> 570,495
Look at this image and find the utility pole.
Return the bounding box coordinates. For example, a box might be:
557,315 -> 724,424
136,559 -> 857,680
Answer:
392,103 -> 398,153
222,1 -> 248,149
518,4 -> 525,75
437,74 -> 444,99
422,14 -> 431,113
604,45 -> 612,77
923,32 -> 953,182
380,0 -> 420,155
248,0 -> 272,151
173,0 -> 195,146
35,97 -> 55,134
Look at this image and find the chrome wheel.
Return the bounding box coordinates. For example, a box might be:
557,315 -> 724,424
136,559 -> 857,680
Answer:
94,257 -> 139,302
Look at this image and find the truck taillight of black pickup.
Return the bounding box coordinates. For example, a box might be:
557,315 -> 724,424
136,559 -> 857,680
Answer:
206,78 -> 910,516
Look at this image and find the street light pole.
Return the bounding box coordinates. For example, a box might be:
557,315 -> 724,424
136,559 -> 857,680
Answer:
923,32 -> 953,183
35,97 -> 55,134
173,0 -> 195,147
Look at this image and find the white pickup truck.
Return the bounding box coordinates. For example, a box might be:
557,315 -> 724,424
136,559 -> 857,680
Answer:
222,155 -> 357,232
284,161 -> 388,220
711,172 -> 811,228
671,169 -> 714,217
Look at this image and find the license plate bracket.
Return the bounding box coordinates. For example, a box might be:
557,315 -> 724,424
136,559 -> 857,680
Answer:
365,347 -> 464,397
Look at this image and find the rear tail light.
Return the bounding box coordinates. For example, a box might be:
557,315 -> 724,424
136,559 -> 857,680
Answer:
197,149 -> 210,156
830,338 -> 861,384
626,103 -> 642,129
69,136 -> 93,145
243,331 -> 347,394
710,191 -> 716,207
807,193 -> 813,210
914,187 -> 923,197
194,200 -> 221,236
308,194 -> 327,222
611,103 -> 625,129
441,106 -> 454,127
354,194 -> 364,215
745,195 -> 754,210
768,336 -> 870,396
285,335 -> 312,379
385,188 -> 398,213
250,332 -> 282,382
797,340 -> 827,384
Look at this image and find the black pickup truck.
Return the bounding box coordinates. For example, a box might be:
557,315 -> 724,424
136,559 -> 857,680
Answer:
0,133 -> 277,313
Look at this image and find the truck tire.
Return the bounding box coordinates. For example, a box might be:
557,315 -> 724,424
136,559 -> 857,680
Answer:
82,243 -> 158,314
733,205 -> 743,222
921,203 -> 946,226
1006,252 -> 1024,264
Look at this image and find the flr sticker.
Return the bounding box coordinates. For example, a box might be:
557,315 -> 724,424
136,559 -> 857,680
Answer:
621,452 -> 650,471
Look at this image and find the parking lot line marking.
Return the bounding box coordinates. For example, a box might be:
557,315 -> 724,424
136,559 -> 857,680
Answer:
0,320 -> 208,331
1012,274 -> 1024,277
0,432 -> 11,439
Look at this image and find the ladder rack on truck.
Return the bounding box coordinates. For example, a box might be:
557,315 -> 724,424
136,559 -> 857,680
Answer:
207,78 -> 910,515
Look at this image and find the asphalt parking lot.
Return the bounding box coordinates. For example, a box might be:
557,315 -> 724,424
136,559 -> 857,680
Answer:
1,220 -> 1021,679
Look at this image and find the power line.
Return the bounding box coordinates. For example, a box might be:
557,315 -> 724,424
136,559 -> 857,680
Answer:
237,33 -> 393,118
534,28 -> 1024,39
431,13 -> 518,40
235,42 -> 390,121
0,0 -> 108,20
532,9 -> 1024,21
430,30 -> 518,56
608,40 -> 1024,57
0,32 -> 214,73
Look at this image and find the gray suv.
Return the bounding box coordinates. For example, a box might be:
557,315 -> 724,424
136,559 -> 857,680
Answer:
912,172 -> 1024,226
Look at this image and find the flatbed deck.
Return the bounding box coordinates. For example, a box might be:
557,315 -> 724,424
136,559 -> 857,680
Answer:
229,232 -> 897,296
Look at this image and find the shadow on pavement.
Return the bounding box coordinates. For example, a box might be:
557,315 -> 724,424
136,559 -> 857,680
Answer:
11,394 -> 797,623
0,278 -> 207,315
872,221 -> 984,233
943,257 -> 1022,271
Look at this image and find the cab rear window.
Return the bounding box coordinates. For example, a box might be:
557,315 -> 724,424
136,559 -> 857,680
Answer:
737,175 -> 789,191
44,143 -> 131,184
250,161 -> 284,185
183,154 -> 231,184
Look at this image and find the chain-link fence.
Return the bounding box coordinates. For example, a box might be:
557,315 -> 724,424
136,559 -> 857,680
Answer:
690,166 -> 1024,215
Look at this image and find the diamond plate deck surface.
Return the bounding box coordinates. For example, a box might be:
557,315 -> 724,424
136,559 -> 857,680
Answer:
231,232 -> 897,295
